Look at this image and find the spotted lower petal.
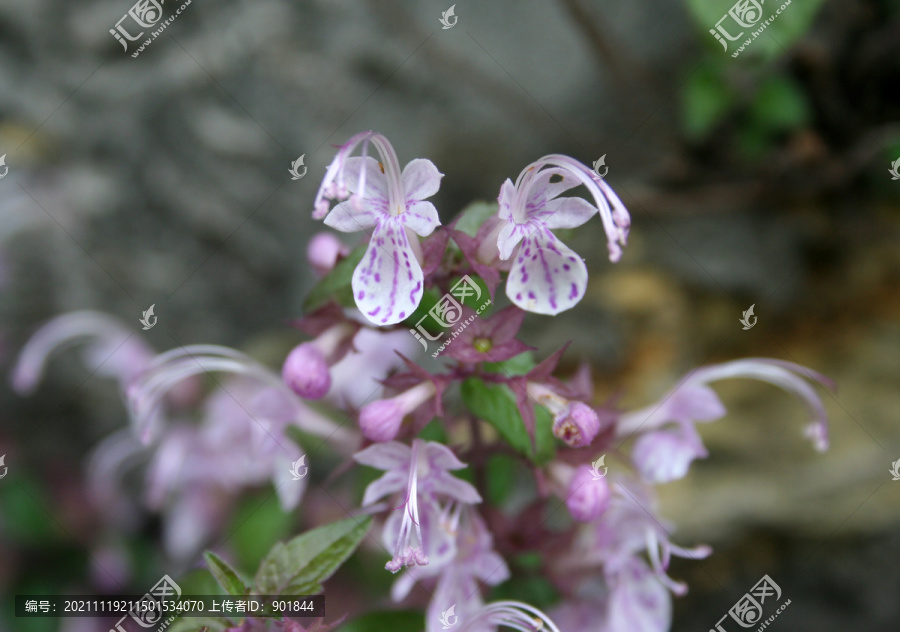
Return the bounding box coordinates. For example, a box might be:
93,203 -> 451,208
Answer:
352,218 -> 424,326
505,226 -> 588,315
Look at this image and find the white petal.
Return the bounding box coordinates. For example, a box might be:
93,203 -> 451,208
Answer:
362,470 -> 408,506
496,221 -> 526,260
402,200 -> 440,237
424,441 -> 467,470
431,472 -> 482,504
497,178 -> 517,221
352,218 -> 424,326
323,200 -> 378,233
401,158 -> 443,201
354,441 -> 412,469
344,156 -> 390,201
505,226 -> 588,315
540,196 -> 597,230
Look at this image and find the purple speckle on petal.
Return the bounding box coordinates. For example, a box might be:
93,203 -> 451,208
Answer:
563,264 -> 570,271
358,291 -> 365,299
399,311 -> 406,318
569,283 -> 578,299
368,307 -> 381,316
516,293 -> 522,300
375,273 -> 381,282
528,291 -> 536,300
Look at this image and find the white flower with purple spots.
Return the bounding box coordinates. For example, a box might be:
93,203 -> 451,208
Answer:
314,132 -> 443,326
496,155 -> 630,315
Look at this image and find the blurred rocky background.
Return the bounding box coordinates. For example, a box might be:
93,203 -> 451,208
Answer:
0,0 -> 898,630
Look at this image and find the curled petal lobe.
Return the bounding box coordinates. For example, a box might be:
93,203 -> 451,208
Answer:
352,218 -> 424,326
431,472 -> 482,505
361,470 -> 407,506
505,227 -> 588,315
401,158 -> 443,202
424,441 -> 468,470
354,441 -> 412,470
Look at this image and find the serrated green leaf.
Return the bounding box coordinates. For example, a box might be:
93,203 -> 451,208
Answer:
460,378 -> 555,465
204,551 -> 249,596
303,245 -> 366,311
454,201 -> 499,237
254,516 -> 371,596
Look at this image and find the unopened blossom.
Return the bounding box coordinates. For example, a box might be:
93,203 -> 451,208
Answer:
314,131 -> 443,325
359,380 -> 437,442
527,381 -> 600,448
496,155 -> 630,315
619,358 -> 834,483
282,322 -> 356,399
566,464 -> 612,522
307,232 -> 349,276
354,439 -> 481,573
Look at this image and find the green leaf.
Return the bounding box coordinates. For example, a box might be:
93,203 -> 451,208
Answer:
681,65 -> 734,139
204,551 -> 249,596
749,74 -> 810,133
303,245 -> 367,311
461,378 -> 555,465
483,351 -> 537,376
254,516 -> 371,596
454,201 -> 499,237
228,494 -> 295,572
338,610 -> 425,632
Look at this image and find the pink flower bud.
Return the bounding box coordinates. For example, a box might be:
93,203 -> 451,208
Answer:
632,428 -> 707,484
359,398 -> 406,442
282,342 -> 331,399
307,233 -> 347,276
566,464 -> 611,522
358,382 -> 436,442
553,402 -> 601,448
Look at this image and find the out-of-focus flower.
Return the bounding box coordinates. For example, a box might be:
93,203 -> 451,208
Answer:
619,358 -> 834,483
11,311 -> 155,394
566,464 -> 612,522
282,321 -> 357,400
495,155 -> 630,315
354,439 -> 481,573
313,131 -> 444,325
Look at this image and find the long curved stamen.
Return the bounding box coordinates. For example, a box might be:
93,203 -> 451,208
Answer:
512,154 -> 631,261
127,345 -> 352,446
314,131 -> 406,219
11,311 -> 147,394
459,600 -> 562,632
387,439 -> 428,571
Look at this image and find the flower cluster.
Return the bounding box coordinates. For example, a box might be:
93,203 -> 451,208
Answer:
11,132 -> 835,632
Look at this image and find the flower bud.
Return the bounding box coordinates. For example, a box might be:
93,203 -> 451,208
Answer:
553,402 -> 601,448
307,233 -> 347,276
632,428 -> 707,484
566,464 -> 611,522
359,398 -> 406,442
282,342 -> 331,399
